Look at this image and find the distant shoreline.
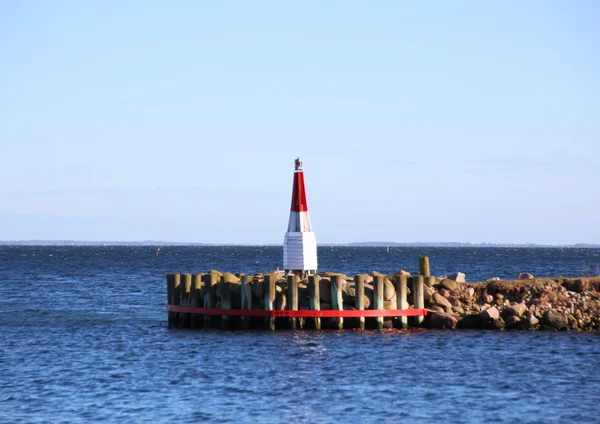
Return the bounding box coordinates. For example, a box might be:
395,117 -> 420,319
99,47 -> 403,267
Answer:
0,241 -> 598,248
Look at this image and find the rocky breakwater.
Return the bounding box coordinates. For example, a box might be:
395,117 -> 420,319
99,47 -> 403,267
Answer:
426,277 -> 600,332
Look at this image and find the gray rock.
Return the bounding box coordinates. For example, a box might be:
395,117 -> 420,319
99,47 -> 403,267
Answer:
485,277 -> 500,282
431,292 -> 453,309
452,305 -> 464,314
466,288 -> 475,297
428,313 -> 457,329
480,306 -> 500,320
440,279 -> 459,291
543,312 -> 568,330
447,272 -> 466,283
509,302 -> 528,317
519,272 -> 534,280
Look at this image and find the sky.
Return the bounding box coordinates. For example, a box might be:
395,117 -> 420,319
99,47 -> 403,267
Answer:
1,1 -> 599,244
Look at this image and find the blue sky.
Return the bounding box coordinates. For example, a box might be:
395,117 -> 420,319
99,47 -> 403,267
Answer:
1,1 -> 599,244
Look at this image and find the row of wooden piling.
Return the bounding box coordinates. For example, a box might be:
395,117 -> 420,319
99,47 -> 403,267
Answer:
166,272 -> 428,331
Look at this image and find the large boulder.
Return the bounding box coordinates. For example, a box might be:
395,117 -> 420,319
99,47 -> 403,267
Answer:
431,292 -> 452,309
506,303 -> 528,318
447,272 -> 466,283
480,306 -> 499,321
457,314 -> 486,329
428,313 -> 457,329
543,312 -> 568,330
440,279 -> 459,292
383,279 -> 396,301
485,277 -> 500,283
519,272 -> 534,280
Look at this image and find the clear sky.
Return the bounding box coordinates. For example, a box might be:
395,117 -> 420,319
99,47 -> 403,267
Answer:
1,1 -> 599,244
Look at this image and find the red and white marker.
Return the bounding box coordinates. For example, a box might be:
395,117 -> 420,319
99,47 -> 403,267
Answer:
283,158 -> 318,274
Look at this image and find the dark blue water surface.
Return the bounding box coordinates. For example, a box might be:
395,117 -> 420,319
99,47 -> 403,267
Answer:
1,246 -> 600,423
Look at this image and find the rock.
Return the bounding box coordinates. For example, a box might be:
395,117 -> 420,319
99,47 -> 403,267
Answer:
221,272 -> 241,283
480,306 -> 499,320
484,294 -> 494,304
392,270 -> 411,277
485,277 -> 500,282
452,306 -> 464,314
319,278 -> 332,302
383,279 -> 396,301
457,314 -> 486,329
428,313 -> 457,329
505,315 -> 521,328
487,319 -> 505,330
543,312 -> 568,330
466,288 -> 475,297
430,305 -> 445,314
440,279 -> 459,291
423,285 -> 435,302
447,272 -> 466,283
508,303 -> 528,318
519,272 -> 534,280
439,288 -> 451,298
431,292 -> 453,309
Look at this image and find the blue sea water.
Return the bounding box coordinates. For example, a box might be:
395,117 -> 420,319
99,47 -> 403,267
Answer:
1,246 -> 599,423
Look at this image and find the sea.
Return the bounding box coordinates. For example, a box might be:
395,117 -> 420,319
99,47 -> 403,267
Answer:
1,245 -> 599,423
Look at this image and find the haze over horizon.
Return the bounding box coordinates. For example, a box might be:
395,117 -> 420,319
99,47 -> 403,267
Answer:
1,1 -> 599,245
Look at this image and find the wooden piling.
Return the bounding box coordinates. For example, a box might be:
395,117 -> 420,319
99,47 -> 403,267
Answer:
179,274 -> 192,329
395,275 -> 408,329
264,274 -> 276,330
331,275 -> 344,330
419,256 -> 430,277
241,275 -> 252,329
287,274 -> 298,329
190,273 -> 204,329
203,273 -> 218,329
220,276 -> 232,330
308,275 -> 321,330
373,275 -> 384,330
412,275 -> 425,326
425,275 -> 436,288
166,273 -> 177,328
354,274 -> 365,330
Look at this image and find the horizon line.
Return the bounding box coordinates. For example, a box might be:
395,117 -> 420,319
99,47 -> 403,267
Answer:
0,240 -> 599,248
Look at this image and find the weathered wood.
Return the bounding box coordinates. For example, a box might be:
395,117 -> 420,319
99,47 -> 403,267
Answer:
169,273 -> 181,328
287,274 -> 298,329
179,274 -> 192,328
203,273 -> 218,329
354,274 -> 365,330
395,275 -> 408,329
220,276 -> 232,330
412,275 -> 425,326
308,275 -> 321,330
190,273 -> 204,329
419,256 -> 430,277
241,274 -> 252,329
331,275 -> 344,330
425,276 -> 436,288
166,273 -> 177,328
373,275 -> 384,330
264,274 -> 276,330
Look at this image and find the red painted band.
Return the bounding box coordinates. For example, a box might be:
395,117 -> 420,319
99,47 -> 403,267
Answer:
167,305 -> 428,318
290,172 -> 308,212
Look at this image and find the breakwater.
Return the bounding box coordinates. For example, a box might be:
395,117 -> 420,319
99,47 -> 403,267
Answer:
166,271 -> 428,330
166,259 -> 600,332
